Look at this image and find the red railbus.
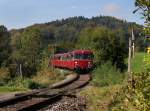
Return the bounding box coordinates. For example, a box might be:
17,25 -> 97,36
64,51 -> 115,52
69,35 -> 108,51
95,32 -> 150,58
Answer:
50,50 -> 94,73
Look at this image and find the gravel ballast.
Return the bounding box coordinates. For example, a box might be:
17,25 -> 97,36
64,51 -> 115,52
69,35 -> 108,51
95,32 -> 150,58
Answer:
45,96 -> 87,111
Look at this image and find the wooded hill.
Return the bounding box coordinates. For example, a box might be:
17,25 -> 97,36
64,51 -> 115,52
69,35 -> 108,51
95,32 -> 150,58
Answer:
11,16 -> 143,52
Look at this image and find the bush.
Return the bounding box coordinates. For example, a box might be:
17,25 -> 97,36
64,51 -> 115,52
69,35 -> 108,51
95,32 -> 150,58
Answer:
0,68 -> 65,91
32,68 -> 65,86
110,71 -> 150,111
0,68 -> 10,85
92,62 -> 125,87
25,79 -> 42,89
7,77 -> 44,90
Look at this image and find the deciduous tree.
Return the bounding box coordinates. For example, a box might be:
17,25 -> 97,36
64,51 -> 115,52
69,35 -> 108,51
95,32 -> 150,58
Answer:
0,25 -> 10,67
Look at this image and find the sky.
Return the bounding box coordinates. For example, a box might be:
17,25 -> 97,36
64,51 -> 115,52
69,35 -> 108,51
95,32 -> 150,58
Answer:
0,0 -> 144,30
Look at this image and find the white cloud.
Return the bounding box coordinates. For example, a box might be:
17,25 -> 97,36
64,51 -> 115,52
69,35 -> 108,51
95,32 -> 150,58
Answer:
103,3 -> 120,13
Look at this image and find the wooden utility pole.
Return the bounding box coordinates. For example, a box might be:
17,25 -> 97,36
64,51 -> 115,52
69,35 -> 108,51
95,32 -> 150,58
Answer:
19,63 -> 23,78
132,28 -> 135,58
128,28 -> 135,81
128,36 -> 132,76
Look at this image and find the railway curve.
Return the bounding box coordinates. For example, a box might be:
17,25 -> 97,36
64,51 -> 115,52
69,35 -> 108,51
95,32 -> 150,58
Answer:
0,73 -> 91,111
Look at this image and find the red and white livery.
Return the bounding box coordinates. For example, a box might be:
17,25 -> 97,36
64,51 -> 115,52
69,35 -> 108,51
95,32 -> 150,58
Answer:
50,50 -> 94,73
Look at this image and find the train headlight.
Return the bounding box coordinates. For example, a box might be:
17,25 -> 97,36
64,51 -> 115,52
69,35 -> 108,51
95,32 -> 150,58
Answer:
88,62 -> 92,68
75,61 -> 78,64
75,61 -> 78,68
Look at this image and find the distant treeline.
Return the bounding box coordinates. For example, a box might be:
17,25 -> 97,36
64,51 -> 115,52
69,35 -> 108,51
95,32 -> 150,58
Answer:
0,16 -> 144,77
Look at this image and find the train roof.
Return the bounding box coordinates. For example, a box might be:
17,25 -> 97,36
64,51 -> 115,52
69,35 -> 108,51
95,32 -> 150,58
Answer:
54,53 -> 70,57
72,50 -> 93,54
54,50 -> 93,56
54,54 -> 63,57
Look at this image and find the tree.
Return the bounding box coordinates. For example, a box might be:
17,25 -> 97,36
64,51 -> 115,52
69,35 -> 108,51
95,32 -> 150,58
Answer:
9,28 -> 44,76
134,0 -> 150,24
0,25 -> 10,67
76,27 -> 127,71
76,27 -> 109,64
9,31 -> 23,77
134,0 -> 150,51
20,28 -> 43,76
54,25 -> 78,51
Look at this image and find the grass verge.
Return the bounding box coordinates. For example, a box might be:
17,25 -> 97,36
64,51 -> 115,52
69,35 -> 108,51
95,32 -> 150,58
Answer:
0,68 -> 67,93
0,86 -> 28,93
131,52 -> 150,73
79,85 -> 121,111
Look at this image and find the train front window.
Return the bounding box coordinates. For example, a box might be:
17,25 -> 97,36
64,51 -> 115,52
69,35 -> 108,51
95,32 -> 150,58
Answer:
74,54 -> 93,60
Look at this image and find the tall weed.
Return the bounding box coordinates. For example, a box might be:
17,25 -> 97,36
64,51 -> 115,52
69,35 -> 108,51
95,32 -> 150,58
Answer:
0,68 -> 10,86
92,62 -> 125,87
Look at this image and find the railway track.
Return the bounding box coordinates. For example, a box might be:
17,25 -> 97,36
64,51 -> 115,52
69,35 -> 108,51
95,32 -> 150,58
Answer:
0,73 -> 91,111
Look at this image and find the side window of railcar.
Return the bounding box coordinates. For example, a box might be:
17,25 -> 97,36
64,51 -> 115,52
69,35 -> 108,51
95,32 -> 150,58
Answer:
54,55 -> 60,60
71,54 -> 74,60
84,54 -> 94,60
54,56 -> 57,59
67,54 -> 72,60
74,54 -> 82,59
74,53 -> 94,60
66,55 -> 70,61
63,55 -> 66,60
57,56 -> 61,60
65,55 -> 68,60
66,55 -> 69,60
62,55 -> 67,60
60,55 -> 63,60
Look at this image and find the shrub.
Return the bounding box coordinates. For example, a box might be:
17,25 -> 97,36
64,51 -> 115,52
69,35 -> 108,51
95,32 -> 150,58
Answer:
25,79 -> 42,89
110,71 -> 150,111
92,62 -> 125,87
0,68 -> 10,85
7,77 -> 44,89
32,68 -> 65,87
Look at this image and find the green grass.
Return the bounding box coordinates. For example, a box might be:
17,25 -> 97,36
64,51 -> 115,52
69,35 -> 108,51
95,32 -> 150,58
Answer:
0,86 -> 28,93
131,52 -> 150,73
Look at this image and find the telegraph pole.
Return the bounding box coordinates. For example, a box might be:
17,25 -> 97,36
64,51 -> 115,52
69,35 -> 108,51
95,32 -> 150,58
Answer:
128,28 -> 135,81
128,36 -> 132,75
19,63 -> 23,78
132,28 -> 135,58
